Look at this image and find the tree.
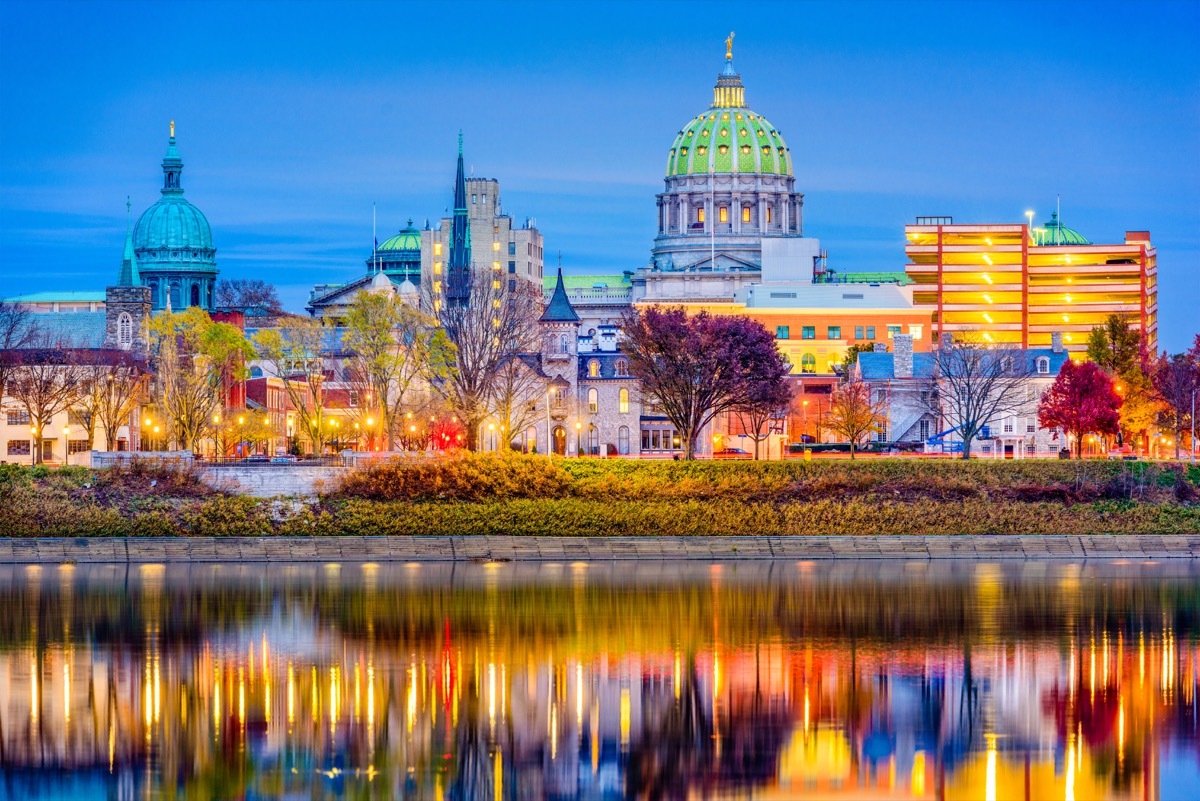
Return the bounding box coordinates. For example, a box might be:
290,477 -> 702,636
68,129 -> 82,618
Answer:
489,355 -> 549,451
732,371 -> 795,459
1038,360 -> 1122,458
150,307 -> 253,451
431,270 -> 542,451
0,299 -> 38,398
931,336 -> 1032,459
214,279 -> 283,317
620,306 -> 791,460
5,334 -> 89,464
824,379 -> 887,459
341,290 -> 454,450
1152,342 -> 1200,459
836,343 -> 876,380
253,316 -> 331,453
83,356 -> 148,451
1087,314 -> 1142,377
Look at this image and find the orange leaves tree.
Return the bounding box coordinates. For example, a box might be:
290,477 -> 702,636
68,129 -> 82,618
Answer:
825,379 -> 887,459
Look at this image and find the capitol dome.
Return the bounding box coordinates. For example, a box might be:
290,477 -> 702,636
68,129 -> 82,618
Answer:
368,218 -> 422,285
377,219 -> 421,253
132,124 -> 218,311
1034,210 -> 1090,246
665,60 -> 791,177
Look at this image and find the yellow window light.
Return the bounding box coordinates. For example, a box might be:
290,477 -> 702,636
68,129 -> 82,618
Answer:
1062,314 -> 1070,323
1065,294 -> 1072,303
982,313 -> 994,324
983,273 -> 993,285
983,254 -> 993,266
984,333 -> 994,342
985,238 -> 992,246
1065,334 -> 1073,342
983,293 -> 993,304
492,241 -> 499,251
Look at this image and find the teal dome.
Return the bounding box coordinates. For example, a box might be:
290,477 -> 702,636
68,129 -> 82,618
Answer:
132,126 -> 219,311
1034,211 -> 1090,246
665,58 -> 791,177
377,219 -> 421,253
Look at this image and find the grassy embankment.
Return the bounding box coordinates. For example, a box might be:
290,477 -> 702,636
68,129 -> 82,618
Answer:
1,455 -> 1199,536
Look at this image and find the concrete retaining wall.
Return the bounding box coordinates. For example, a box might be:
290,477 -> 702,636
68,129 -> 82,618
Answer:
1,535 -> 1198,563
200,467 -> 347,497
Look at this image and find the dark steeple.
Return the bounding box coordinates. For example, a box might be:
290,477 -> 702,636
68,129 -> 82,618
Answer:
446,132 -> 472,306
540,268 -> 580,324
117,196 -> 140,286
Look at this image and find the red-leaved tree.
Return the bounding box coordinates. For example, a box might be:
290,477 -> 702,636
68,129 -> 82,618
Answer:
1037,360 -> 1122,458
1152,336 -> 1200,459
620,306 -> 791,460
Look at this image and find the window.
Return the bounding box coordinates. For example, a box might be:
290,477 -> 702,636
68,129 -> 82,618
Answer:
69,440 -> 89,454
191,284 -> 201,306
827,326 -> 841,340
775,325 -> 790,339
766,206 -> 773,223
697,207 -> 705,223
508,261 -> 516,274
588,360 -> 600,378
854,326 -> 863,340
508,279 -> 516,291
742,206 -> 751,223
68,409 -> 87,426
615,359 -> 629,377
559,335 -> 569,354
508,242 -> 516,255
887,325 -> 902,339
918,419 -> 931,441
588,388 -> 598,413
348,391 -> 359,407
492,241 -> 500,251
1003,418 -> 1014,434
719,206 -> 728,223
471,194 -> 477,204
117,312 -> 133,348
801,353 -> 816,374
1001,357 -> 1014,373
1027,421 -> 1036,433
618,426 -> 630,455
865,326 -> 876,340
434,243 -> 443,256
801,326 -> 816,340
1036,357 -> 1050,374
7,440 -> 30,456
6,409 -> 30,426
619,388 -> 629,413
588,424 -> 599,455
169,282 -> 181,309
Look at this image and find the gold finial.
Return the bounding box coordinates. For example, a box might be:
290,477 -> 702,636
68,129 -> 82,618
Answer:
725,31 -> 735,60
169,120 -> 175,138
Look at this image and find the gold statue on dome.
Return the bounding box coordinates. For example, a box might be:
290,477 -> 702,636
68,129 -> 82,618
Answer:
170,120 -> 175,138
725,31 -> 735,59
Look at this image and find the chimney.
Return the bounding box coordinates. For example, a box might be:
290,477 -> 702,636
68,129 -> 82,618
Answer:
872,342 -> 888,353
894,333 -> 914,379
1051,332 -> 1064,354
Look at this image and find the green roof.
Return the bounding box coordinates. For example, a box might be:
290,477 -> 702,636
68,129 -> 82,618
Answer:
377,219 -> 422,252
6,291 -> 106,303
542,273 -> 631,291
666,108 -> 791,177
1034,211 -> 1090,246
837,272 -> 914,286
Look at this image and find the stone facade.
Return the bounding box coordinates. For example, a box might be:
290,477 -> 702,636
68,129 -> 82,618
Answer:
103,285 -> 152,352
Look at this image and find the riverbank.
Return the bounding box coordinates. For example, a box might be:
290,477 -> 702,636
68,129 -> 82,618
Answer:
1,456 -> 1198,537
4,534 -> 1200,562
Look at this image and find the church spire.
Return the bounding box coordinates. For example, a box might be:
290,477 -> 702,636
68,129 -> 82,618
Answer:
118,196 -> 140,286
447,131 -> 471,305
161,120 -> 184,195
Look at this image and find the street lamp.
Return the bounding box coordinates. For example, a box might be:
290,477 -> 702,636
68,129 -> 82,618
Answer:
212,413 -> 221,459
62,425 -> 70,467
29,425 -> 37,466
575,421 -> 582,457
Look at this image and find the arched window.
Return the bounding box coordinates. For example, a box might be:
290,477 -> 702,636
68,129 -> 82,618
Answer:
526,426 -> 537,453
615,359 -> 628,377
169,282 -> 181,309
117,312 -> 133,349
1036,357 -> 1049,375
588,360 -> 600,378
559,334 -> 569,354
190,284 -> 200,307
588,423 -> 599,455
618,426 -> 630,455
552,425 -> 566,456
588,388 -> 598,414
619,388 -> 629,414
249,366 -> 263,379
801,353 -> 816,374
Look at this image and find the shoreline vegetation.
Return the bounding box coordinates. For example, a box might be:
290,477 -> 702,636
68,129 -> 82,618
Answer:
1,454 -> 1198,537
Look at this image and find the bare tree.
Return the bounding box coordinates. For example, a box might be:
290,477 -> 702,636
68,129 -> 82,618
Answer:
215,278 -> 283,316
6,334 -> 89,464
732,374 -> 795,460
824,379 -> 888,459
930,335 -> 1032,459
0,299 -> 38,398
430,271 -> 543,450
81,355 -> 148,451
490,355 -> 549,450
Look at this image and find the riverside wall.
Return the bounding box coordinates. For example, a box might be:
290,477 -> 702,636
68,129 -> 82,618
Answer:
1,535 -> 1198,563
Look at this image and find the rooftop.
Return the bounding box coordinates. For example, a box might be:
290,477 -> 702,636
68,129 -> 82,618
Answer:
738,282 -> 915,310
7,291 -> 106,304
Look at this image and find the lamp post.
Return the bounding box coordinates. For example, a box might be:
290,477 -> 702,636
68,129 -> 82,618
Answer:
29,425 -> 37,466
212,413 -> 221,460
574,421 -> 582,457
62,425 -> 70,467
545,391 -> 553,458
488,422 -> 496,453
802,399 -> 809,441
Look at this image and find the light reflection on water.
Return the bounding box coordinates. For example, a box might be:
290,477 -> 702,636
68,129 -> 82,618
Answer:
0,559 -> 1196,800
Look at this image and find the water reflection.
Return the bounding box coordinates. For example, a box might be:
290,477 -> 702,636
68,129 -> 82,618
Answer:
0,559 -> 1197,799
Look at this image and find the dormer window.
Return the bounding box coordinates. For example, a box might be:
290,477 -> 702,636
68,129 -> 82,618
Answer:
1036,357 -> 1050,374
615,359 -> 628,377
588,360 -> 600,378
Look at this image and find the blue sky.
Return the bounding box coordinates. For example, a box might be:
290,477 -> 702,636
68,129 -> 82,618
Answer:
1,0 -> 1197,349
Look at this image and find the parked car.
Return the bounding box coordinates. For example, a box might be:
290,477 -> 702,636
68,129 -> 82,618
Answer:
243,454 -> 269,464
270,454 -> 298,464
713,447 -> 752,459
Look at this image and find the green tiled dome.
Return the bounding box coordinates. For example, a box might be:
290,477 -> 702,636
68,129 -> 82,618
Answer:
1034,210 -> 1090,246
666,108 -> 791,177
378,219 -> 421,253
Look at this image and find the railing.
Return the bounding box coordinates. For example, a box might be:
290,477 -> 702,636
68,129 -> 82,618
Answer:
90,451 -> 195,468
200,455 -> 345,467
